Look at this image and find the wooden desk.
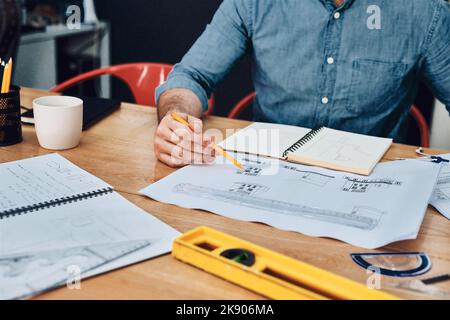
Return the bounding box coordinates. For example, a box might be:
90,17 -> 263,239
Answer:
2,87 -> 449,300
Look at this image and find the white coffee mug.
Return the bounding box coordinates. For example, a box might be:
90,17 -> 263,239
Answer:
33,96 -> 83,150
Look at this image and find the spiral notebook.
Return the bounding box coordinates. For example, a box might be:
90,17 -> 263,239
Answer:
219,122 -> 392,175
0,153 -> 179,299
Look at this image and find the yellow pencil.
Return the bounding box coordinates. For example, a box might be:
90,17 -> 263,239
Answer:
1,62 -> 8,94
4,58 -> 12,93
171,111 -> 195,131
1,58 -> 12,94
171,112 -> 244,170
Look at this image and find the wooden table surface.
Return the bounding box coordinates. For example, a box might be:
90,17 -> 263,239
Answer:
2,87 -> 449,300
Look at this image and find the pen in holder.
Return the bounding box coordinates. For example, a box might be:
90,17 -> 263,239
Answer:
0,85 -> 22,146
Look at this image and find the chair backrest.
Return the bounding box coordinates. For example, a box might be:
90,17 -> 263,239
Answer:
410,105 -> 430,148
52,63 -> 172,107
229,92 -> 430,147
52,63 -> 214,114
108,63 -> 173,107
228,92 -> 256,119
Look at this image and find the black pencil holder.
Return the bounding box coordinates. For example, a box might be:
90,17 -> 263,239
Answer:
0,86 -> 23,146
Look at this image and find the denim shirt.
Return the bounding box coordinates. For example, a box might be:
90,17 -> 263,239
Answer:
156,0 -> 450,140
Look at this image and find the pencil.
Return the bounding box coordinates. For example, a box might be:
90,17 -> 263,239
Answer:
1,60 -> 6,94
1,58 -> 12,94
171,111 -> 195,131
5,58 -> 12,93
170,111 -> 244,170
0,59 -> 3,93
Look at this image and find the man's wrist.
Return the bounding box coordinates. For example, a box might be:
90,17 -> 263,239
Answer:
157,89 -> 203,122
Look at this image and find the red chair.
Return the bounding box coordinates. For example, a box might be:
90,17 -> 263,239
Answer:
409,105 -> 430,148
51,63 -> 215,115
229,92 -> 430,147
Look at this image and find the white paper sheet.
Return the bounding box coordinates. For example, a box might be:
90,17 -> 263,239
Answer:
0,154 -> 180,300
0,191 -> 180,300
429,153 -> 450,219
141,155 -> 441,249
219,122 -> 311,158
218,123 -> 392,175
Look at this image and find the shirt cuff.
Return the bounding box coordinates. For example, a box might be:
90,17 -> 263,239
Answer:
155,76 -> 209,112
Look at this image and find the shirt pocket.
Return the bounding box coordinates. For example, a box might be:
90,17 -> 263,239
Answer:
345,59 -> 408,115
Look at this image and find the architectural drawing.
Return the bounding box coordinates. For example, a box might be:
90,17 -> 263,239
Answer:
174,183 -> 383,230
342,177 -> 402,193
236,157 -> 272,176
435,187 -> 450,201
237,166 -> 265,177
142,156 -> 442,248
0,239 -> 153,300
228,183 -> 269,196
434,171 -> 450,200
282,165 -> 334,187
236,158 -> 334,187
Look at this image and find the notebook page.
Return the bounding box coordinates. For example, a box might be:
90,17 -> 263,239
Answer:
291,128 -> 392,174
0,192 -> 179,256
0,154 -> 111,213
219,122 -> 311,158
0,191 -> 180,299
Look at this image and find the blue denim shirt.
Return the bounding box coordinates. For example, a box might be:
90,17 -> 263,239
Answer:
156,0 -> 450,140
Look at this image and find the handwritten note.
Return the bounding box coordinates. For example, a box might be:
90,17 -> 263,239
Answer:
0,154 -> 110,213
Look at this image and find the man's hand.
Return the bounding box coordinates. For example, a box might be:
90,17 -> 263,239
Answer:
155,112 -> 215,167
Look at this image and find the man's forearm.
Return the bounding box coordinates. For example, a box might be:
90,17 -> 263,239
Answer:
157,88 -> 203,122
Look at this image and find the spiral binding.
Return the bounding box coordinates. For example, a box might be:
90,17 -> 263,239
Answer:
0,187 -> 113,220
282,127 -> 325,158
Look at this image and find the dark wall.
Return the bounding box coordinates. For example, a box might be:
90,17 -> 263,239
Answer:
95,0 -> 253,117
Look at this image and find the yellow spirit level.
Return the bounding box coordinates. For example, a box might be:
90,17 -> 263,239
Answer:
172,227 -> 398,300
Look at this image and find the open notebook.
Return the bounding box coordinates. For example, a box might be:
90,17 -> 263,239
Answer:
0,153 -> 179,300
219,122 -> 392,175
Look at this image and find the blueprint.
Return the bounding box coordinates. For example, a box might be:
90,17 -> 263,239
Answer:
141,155 -> 441,249
429,153 -> 450,219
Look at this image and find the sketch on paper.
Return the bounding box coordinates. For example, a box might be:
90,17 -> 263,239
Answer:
228,182 -> 270,196
434,170 -> 450,200
281,165 -> 334,187
6,210 -> 142,254
435,188 -> 450,201
236,157 -> 272,176
174,183 -> 383,230
311,135 -> 375,163
342,177 -> 402,193
0,240 -> 153,300
141,155 -> 442,248
235,157 -> 334,186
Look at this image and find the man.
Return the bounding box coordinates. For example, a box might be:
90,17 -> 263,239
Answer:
155,0 -> 450,167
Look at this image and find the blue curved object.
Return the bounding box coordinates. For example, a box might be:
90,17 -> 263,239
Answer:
351,252 -> 431,277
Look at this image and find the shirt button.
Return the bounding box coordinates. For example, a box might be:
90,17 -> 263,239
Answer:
327,57 -> 335,65
321,96 -> 329,105
334,12 -> 341,19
